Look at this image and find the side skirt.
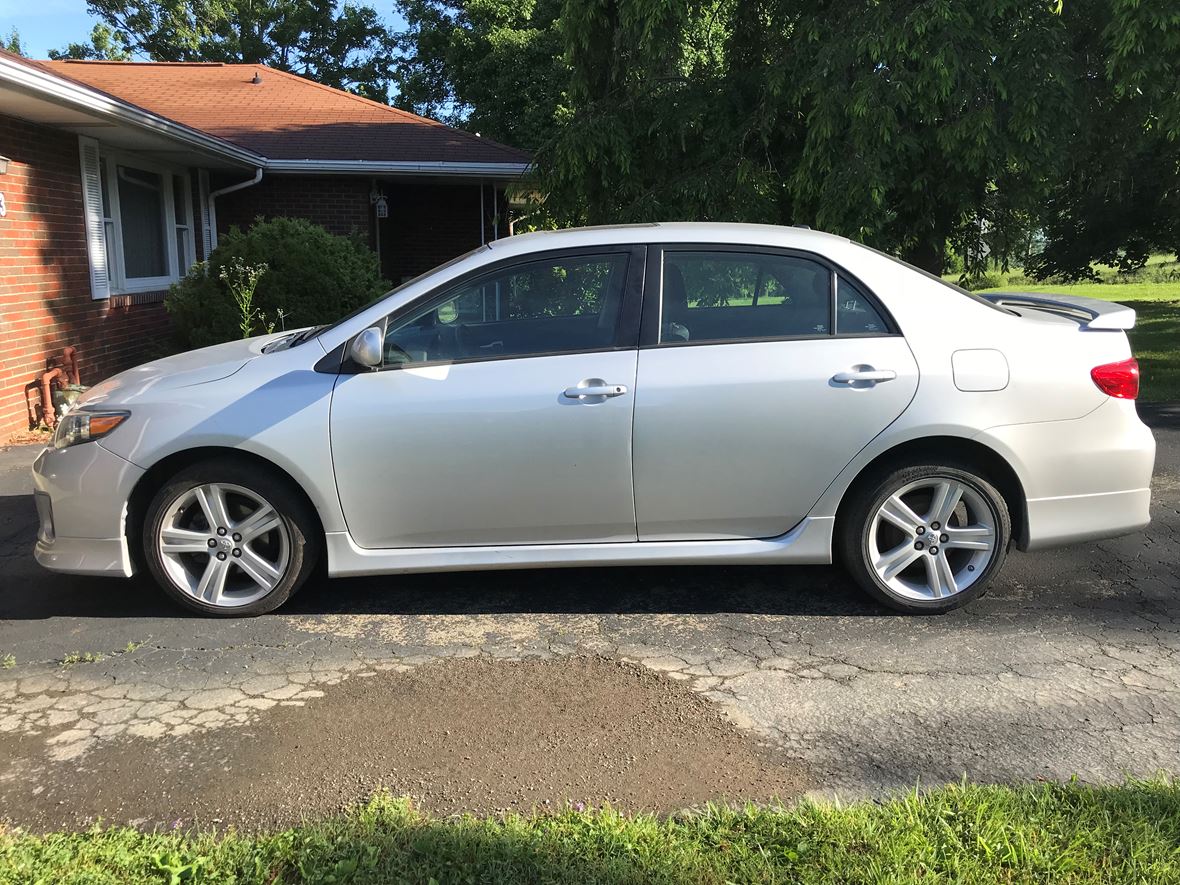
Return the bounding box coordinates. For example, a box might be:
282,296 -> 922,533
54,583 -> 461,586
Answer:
324,517 -> 835,577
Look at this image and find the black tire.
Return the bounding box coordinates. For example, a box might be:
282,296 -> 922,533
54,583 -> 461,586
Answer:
142,459 -> 321,617
837,461 -> 1012,614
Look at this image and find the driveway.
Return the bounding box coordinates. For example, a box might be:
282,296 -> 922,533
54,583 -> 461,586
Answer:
1,408 -> 1178,831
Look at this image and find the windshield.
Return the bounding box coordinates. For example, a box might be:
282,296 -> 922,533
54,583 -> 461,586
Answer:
291,244 -> 491,345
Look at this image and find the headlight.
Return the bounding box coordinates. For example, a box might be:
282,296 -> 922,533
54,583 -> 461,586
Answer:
52,410 -> 130,449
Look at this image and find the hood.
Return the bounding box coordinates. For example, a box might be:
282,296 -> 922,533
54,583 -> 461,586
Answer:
77,333 -> 292,408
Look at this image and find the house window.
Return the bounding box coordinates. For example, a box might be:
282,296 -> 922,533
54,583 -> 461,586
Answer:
97,151 -> 195,294
173,175 -> 194,272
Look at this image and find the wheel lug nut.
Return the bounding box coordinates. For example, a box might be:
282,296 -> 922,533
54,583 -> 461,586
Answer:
232,548 -> 241,557
914,541 -> 924,550
216,551 -> 227,561
916,526 -> 926,535
929,545 -> 939,555
940,533 -> 948,543
232,533 -> 242,542
217,527 -> 227,536
931,521 -> 940,531
207,538 -> 217,548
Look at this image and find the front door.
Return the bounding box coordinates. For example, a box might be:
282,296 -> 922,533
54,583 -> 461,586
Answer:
632,246 -> 919,540
330,247 -> 643,549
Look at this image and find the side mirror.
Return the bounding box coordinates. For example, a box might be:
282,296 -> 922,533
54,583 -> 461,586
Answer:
349,326 -> 383,368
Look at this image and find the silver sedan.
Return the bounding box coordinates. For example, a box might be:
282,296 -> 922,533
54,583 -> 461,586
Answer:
32,224 -> 1156,615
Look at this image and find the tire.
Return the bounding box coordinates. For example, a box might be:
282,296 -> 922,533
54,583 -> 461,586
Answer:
142,459 -> 321,616
837,461 -> 1011,614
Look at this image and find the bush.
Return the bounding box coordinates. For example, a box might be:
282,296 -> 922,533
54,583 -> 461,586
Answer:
166,217 -> 389,349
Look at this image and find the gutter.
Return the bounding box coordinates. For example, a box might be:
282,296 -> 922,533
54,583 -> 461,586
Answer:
265,159 -> 530,179
0,54 -> 264,169
206,167 -> 263,251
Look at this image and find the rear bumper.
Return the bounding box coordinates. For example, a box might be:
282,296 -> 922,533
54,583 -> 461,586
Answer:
980,398 -> 1156,551
1023,488 -> 1151,551
31,443 -> 139,577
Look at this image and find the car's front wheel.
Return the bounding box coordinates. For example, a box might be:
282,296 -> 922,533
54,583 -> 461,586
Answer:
142,460 -> 320,616
839,462 -> 1011,613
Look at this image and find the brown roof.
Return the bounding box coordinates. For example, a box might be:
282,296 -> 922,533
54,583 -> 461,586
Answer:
39,60 -> 530,166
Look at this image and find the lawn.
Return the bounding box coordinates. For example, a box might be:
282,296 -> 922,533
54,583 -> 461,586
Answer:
2,781 -> 1179,884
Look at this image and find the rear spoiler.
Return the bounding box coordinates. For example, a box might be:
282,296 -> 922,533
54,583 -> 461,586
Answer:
981,292 -> 1136,330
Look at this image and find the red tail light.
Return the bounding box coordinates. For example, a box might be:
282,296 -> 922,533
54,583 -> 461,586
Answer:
1091,358 -> 1139,399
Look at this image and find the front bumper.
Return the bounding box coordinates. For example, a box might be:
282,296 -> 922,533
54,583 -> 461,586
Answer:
31,442 -> 142,577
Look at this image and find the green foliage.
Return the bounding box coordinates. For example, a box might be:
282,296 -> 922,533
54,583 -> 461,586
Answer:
1,28 -> 24,56
392,0 -> 567,151
525,0 -> 1180,276
3,782 -> 1180,883
220,258 -> 270,338
166,217 -> 389,350
80,0 -> 397,100
48,24 -> 133,60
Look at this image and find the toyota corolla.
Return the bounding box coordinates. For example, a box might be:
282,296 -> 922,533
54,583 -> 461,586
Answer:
32,224 -> 1155,615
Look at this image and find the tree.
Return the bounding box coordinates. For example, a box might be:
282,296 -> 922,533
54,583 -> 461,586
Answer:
391,0 -> 566,151
49,24 -> 133,61
535,0 -> 1179,276
2,28 -> 24,55
79,0 -> 397,100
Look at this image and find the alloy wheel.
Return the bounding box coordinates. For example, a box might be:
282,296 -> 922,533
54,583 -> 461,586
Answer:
867,476 -> 997,601
156,482 -> 291,608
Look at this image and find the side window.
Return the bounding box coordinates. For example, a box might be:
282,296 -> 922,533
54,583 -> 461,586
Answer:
383,253 -> 628,366
660,251 -> 833,344
836,276 -> 889,334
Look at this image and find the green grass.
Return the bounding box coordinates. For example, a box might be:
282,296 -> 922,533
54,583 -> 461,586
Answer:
3,781 -> 1180,884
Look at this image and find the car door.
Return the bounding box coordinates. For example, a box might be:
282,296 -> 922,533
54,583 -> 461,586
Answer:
632,245 -> 919,540
330,246 -> 644,549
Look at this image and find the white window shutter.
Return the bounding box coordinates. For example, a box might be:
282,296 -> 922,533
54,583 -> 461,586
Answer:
77,136 -> 110,300
198,169 -> 214,258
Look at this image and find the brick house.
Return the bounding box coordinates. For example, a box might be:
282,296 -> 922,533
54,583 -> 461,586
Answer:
0,51 -> 529,435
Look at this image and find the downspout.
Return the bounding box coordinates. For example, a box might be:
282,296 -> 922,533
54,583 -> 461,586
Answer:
207,167 -> 263,251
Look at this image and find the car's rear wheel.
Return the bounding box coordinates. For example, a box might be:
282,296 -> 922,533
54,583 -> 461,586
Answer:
839,462 -> 1011,613
142,460 -> 320,616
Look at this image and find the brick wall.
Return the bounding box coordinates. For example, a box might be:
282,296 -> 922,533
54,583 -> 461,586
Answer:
0,115 -> 170,436
213,174 -> 373,243
379,182 -> 507,282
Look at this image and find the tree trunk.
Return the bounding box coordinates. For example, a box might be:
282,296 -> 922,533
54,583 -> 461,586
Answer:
903,234 -> 947,276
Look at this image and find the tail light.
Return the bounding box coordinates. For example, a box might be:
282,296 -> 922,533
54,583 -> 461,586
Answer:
1091,357 -> 1139,399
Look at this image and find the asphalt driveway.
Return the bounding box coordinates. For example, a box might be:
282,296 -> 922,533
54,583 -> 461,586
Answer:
1,406 -> 1178,830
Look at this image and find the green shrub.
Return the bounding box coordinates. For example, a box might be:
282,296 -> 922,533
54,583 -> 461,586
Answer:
166,217 -> 389,349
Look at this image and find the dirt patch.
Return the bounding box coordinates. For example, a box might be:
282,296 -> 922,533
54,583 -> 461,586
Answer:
0,656 -> 806,832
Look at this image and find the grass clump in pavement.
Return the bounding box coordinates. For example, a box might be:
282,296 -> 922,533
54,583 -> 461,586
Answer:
2,780 -> 1179,883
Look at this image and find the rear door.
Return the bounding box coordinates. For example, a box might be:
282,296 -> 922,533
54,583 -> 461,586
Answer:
632,245 -> 919,540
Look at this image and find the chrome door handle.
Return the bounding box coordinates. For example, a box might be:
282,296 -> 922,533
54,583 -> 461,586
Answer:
832,369 -> 897,383
563,383 -> 628,399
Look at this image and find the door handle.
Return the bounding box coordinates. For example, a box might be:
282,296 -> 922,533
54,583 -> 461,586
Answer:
832,368 -> 897,384
563,383 -> 628,399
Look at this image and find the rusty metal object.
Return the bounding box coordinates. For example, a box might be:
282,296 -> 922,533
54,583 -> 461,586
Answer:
32,347 -> 85,429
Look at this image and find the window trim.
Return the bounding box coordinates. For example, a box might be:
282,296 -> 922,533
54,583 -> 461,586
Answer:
98,148 -> 195,294
638,243 -> 901,349
339,245 -> 648,374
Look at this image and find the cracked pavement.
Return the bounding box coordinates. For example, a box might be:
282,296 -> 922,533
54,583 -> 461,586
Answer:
1,406 -> 1177,828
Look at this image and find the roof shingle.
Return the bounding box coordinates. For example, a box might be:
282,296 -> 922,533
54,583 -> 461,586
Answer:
39,60 -> 530,166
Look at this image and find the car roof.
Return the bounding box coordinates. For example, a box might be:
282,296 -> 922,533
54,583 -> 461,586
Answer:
487,222 -> 852,257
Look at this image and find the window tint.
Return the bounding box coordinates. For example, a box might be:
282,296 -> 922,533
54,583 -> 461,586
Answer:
382,253 -> 628,366
660,252 -> 832,344
836,276 -> 890,334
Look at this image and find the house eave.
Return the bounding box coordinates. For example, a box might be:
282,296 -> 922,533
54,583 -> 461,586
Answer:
263,159 -> 531,179
0,54 -> 263,169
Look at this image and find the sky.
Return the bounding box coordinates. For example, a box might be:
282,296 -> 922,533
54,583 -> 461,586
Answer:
1,0 -> 406,58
